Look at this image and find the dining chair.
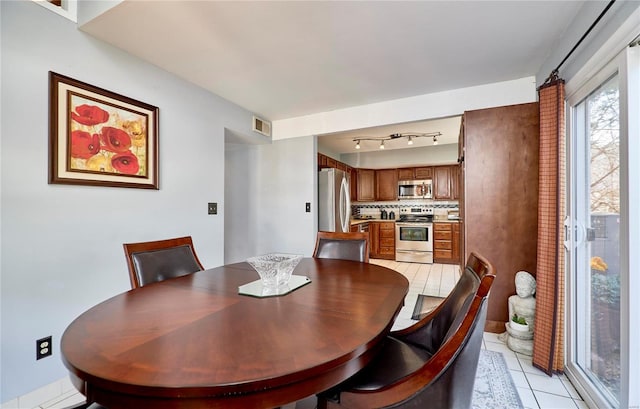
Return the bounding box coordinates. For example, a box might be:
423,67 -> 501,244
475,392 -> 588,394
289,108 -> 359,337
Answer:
391,251 -> 494,354
312,231 -> 370,263
317,252 -> 496,409
123,236 -> 204,289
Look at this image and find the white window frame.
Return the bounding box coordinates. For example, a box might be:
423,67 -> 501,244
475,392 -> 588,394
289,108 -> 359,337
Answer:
31,0 -> 77,23
565,30 -> 640,409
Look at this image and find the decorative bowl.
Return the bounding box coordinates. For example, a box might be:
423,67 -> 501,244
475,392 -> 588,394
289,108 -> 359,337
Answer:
246,253 -> 303,289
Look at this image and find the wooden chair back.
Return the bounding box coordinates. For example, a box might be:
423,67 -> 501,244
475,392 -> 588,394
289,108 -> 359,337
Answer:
123,236 -> 204,289
317,252 -> 496,409
313,231 -> 370,263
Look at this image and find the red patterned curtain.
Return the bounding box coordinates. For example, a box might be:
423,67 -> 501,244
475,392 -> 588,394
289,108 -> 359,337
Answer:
533,75 -> 566,374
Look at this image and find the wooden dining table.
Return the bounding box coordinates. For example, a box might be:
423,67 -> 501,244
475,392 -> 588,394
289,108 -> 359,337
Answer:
61,257 -> 409,409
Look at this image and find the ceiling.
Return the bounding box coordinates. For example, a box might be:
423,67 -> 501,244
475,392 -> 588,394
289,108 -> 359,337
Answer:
317,116 -> 462,153
81,1 -> 586,124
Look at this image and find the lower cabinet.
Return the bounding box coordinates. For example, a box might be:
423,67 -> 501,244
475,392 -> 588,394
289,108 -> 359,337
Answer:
433,222 -> 460,264
370,221 -> 395,260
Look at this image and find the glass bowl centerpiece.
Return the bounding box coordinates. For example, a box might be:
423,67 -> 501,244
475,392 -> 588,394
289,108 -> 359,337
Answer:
246,253 -> 303,290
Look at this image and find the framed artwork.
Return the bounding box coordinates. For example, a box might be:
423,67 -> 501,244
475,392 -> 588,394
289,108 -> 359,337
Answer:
49,71 -> 159,189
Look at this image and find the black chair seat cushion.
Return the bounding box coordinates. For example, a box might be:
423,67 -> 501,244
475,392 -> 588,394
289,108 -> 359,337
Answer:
131,245 -> 202,287
338,337 -> 432,392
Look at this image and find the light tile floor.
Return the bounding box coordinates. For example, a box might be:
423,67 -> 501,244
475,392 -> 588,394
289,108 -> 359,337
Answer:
16,260 -> 588,409
371,258 -> 589,409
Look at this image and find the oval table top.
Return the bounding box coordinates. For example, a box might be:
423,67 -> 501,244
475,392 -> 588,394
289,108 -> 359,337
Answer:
61,258 -> 409,409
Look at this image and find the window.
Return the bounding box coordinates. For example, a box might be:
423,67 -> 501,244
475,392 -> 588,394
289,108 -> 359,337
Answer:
32,0 -> 77,22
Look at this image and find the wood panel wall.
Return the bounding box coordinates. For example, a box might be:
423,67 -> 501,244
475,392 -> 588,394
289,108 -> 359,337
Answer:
461,102 -> 540,332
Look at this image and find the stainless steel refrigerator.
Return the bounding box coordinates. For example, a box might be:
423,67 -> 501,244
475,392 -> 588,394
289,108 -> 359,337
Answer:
318,168 -> 351,232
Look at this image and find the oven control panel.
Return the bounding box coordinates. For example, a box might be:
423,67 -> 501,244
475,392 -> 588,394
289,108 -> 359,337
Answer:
399,207 -> 433,216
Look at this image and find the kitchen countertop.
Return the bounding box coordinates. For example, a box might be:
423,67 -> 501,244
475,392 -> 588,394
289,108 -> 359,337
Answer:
350,218 -> 460,225
350,218 -> 396,225
432,218 -> 461,223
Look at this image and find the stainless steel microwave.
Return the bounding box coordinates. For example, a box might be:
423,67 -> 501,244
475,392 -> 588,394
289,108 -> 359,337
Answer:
398,179 -> 432,200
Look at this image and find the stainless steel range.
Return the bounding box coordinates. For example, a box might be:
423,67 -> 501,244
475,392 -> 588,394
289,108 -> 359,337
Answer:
395,208 -> 434,264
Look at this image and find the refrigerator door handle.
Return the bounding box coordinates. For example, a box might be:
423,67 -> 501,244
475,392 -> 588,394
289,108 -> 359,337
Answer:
339,176 -> 350,232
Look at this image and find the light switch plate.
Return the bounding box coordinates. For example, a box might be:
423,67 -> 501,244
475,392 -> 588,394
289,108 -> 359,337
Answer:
208,202 -> 217,215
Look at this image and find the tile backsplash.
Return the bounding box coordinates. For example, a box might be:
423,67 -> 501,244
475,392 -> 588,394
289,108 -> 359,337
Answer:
352,200 -> 458,219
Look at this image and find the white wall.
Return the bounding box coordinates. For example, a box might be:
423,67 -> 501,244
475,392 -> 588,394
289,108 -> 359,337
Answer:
340,144 -> 458,169
255,136 -> 317,256
224,142 -> 260,263
225,136 -> 316,263
0,1 -> 254,402
272,76 -> 537,139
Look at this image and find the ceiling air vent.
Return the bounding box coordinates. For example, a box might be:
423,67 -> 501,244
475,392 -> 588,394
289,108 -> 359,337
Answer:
252,116 -> 271,137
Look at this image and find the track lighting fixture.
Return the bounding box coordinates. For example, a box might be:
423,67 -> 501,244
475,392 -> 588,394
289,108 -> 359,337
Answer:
352,132 -> 442,150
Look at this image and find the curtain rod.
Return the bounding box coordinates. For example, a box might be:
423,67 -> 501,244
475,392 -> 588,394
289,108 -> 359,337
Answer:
542,0 -> 616,85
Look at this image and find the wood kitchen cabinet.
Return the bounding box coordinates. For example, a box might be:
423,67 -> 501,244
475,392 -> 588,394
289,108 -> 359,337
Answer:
370,221 -> 395,260
461,102 -> 539,332
452,222 -> 460,262
451,164 -> 460,200
318,153 -> 327,168
398,167 -> 433,180
356,169 -> 375,201
433,165 -> 452,200
433,222 -> 459,264
350,168 -> 358,201
414,167 -> 433,179
375,169 -> 398,201
397,168 -> 415,180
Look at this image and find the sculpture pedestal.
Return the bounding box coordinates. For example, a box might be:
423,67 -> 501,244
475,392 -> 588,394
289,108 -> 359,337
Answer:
501,322 -> 533,356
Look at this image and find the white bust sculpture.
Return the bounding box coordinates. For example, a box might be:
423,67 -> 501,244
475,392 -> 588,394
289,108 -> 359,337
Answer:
508,271 -> 536,333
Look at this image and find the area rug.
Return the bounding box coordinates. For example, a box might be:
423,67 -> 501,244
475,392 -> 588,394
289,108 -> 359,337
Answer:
472,350 -> 524,409
411,294 -> 445,320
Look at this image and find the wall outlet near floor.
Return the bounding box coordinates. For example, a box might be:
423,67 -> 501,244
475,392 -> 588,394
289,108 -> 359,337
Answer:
36,336 -> 52,360
208,202 -> 217,215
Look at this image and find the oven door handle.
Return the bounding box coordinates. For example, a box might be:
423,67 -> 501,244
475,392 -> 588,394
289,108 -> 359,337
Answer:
396,250 -> 431,254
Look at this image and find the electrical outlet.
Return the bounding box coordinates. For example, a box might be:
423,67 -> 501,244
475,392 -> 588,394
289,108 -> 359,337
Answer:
208,202 -> 217,215
36,336 -> 52,360
305,202 -> 311,212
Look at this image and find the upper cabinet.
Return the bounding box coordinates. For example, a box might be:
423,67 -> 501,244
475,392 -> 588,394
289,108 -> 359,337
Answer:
319,152 -> 457,202
397,168 -> 414,180
356,169 -> 376,201
375,169 -> 398,201
414,167 -> 433,179
433,165 -> 452,200
451,164 -> 460,200
350,168 -> 358,201
397,166 -> 433,180
433,165 -> 460,200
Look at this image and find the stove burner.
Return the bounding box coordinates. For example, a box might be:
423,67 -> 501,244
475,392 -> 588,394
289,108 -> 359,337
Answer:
398,214 -> 433,223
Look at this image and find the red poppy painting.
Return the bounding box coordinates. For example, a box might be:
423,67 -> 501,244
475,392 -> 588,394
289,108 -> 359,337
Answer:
49,72 -> 159,189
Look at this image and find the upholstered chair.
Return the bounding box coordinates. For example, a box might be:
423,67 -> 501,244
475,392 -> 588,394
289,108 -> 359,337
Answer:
317,252 -> 496,409
123,236 -> 204,289
313,231 -> 370,263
